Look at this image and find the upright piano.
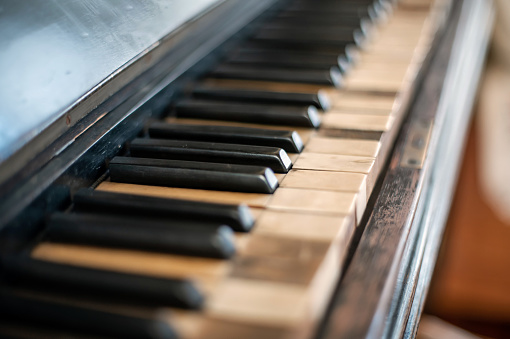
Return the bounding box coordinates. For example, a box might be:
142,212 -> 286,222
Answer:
0,0 -> 493,338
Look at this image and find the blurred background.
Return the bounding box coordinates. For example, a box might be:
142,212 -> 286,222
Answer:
419,1 -> 510,338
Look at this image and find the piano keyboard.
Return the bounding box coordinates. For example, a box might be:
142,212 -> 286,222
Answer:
0,0 -> 449,338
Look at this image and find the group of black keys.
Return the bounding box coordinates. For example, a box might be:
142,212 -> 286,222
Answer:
0,1 -> 391,338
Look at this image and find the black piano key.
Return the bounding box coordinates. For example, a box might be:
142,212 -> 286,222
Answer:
192,85 -> 330,110
175,99 -> 321,128
210,64 -> 342,87
283,2 -> 379,19
252,27 -> 365,48
238,42 -> 357,65
247,39 -> 357,57
262,20 -> 372,42
129,138 -> 292,173
148,122 -> 304,153
109,156 -> 279,194
271,13 -> 372,28
1,256 -> 204,309
73,188 -> 255,232
45,213 -> 236,259
227,49 -> 348,73
0,289 -> 177,339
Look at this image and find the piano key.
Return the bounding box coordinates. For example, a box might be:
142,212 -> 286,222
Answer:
210,64 -> 342,87
109,157 -> 279,194
239,41 -> 358,63
230,244 -> 330,286
304,137 -> 380,157
175,99 -> 322,128
32,242 -> 232,296
252,210 -> 352,243
243,41 -> 356,60
268,15 -> 372,31
73,188 -> 255,232
227,253 -> 319,296
2,255 -> 204,309
148,122 -> 305,153
45,212 -> 237,259
268,188 -> 358,217
104,142 -> 378,215
166,117 -> 314,145
128,138 -> 292,173
323,90 -> 396,112
293,153 -> 375,174
202,279 -> 311,337
321,113 -> 394,132
281,170 -> 368,196
227,49 -> 349,74
191,85 -> 330,110
252,27 -> 365,47
274,12 -> 373,29
265,14 -> 371,30
98,182 -> 272,208
343,75 -> 405,93
282,3 -> 378,19
0,290 -> 178,339
346,67 -> 409,85
281,170 -> 369,213
29,209 -> 355,338
198,79 -> 329,107
327,106 -> 393,117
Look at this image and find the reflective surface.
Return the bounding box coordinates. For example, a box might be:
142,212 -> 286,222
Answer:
0,0 -> 220,162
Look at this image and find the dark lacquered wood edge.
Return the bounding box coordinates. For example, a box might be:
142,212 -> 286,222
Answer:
398,1 -> 494,337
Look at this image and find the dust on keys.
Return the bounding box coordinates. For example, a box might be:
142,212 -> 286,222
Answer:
3,0 -> 448,338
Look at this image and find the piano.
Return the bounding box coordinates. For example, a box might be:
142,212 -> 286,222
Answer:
0,0 -> 493,338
